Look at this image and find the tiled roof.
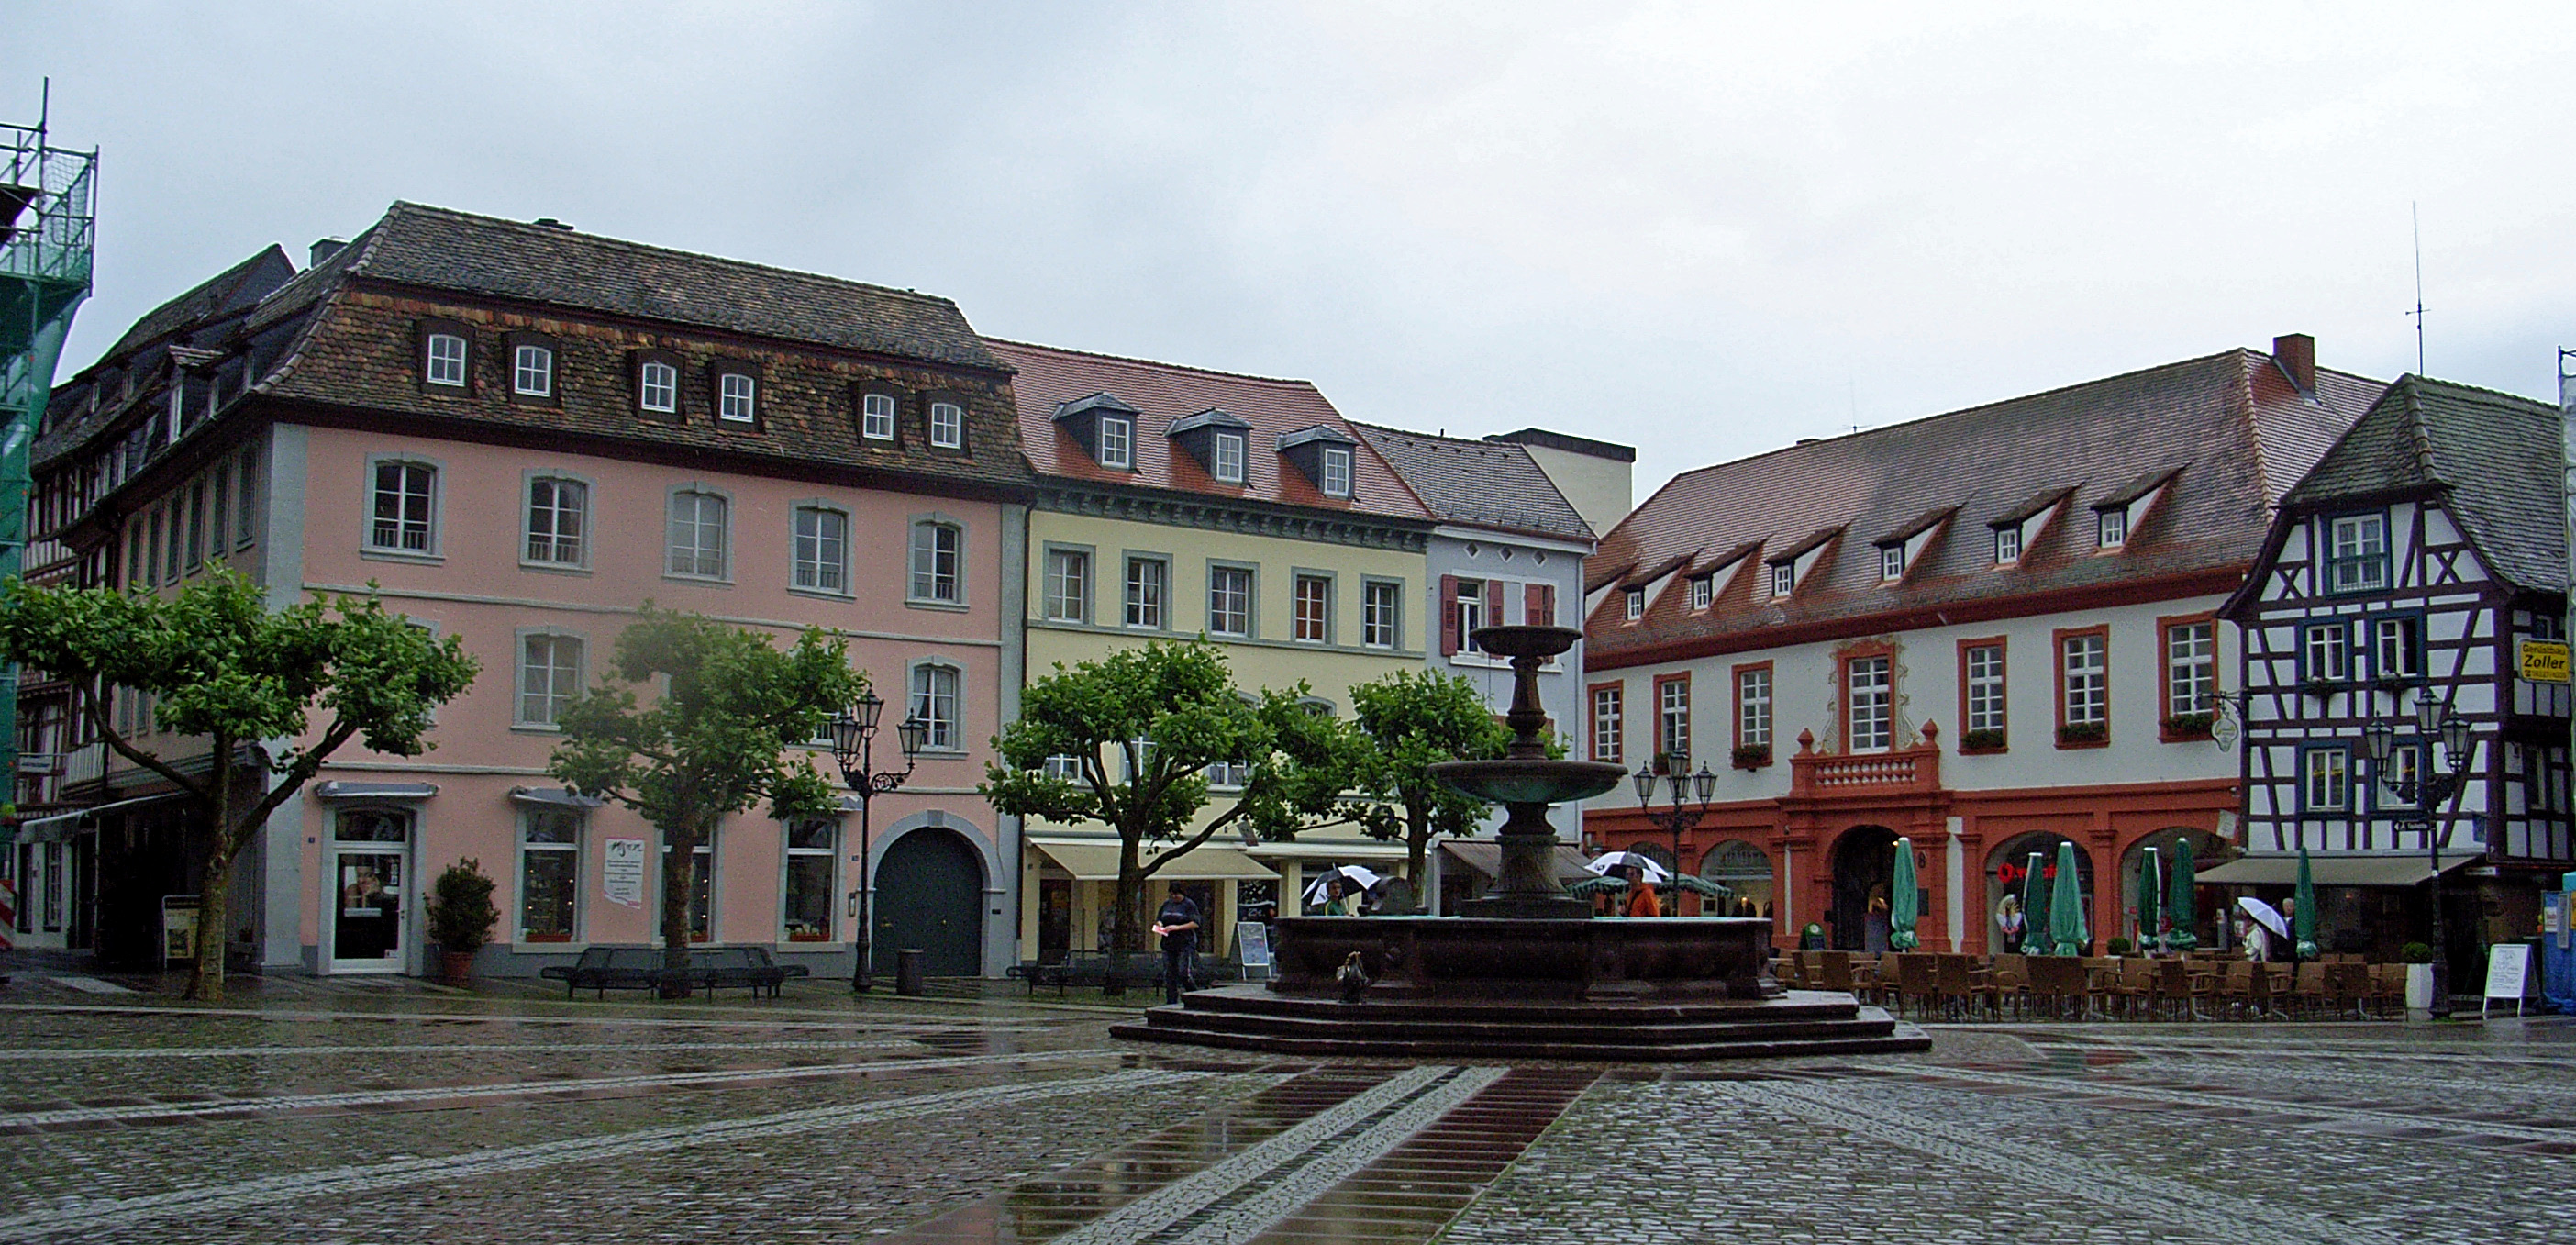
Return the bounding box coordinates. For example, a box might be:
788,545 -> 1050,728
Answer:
319,203 -> 1005,372
2280,374 -> 2565,592
101,245 -> 297,363
985,338 -> 1434,522
1349,422 -> 1594,541
34,246 -> 299,465
1587,346 -> 2386,662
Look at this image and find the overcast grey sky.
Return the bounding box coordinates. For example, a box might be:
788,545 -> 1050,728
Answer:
9,3 -> 2570,500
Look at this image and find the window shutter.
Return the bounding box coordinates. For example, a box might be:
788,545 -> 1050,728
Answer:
1438,575 -> 1460,655
1484,581 -> 1505,637
1526,582 -> 1555,628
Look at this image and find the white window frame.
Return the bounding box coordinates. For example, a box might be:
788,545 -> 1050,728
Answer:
1320,446 -> 1352,497
928,400 -> 964,449
2062,633 -> 2108,726
1125,555 -> 1168,629
1097,416 -> 1133,469
860,391 -> 897,441
1360,579 -> 1401,649
782,819 -> 838,942
1625,588 -> 1645,620
1771,562 -> 1794,597
517,807 -> 583,942
792,505 -> 850,595
513,344 -> 554,397
1880,545 -> 1904,580
909,661 -> 963,752
425,333 -> 467,387
1456,578 -> 1487,652
909,519 -> 963,605
2327,514 -> 2390,594
2097,507 -> 2127,549
1994,526 -> 2021,566
524,473 -> 589,570
1207,564 -> 1254,638
516,630 -> 585,729
2304,623 -> 2349,683
2375,617 -> 2422,679
638,361 -> 679,414
1212,431 -> 1246,484
2304,746 -> 2351,812
2166,621 -> 2215,717
1965,643 -> 2005,734
1737,667 -> 1772,750
1044,547 -> 1091,623
1691,576 -> 1712,610
665,488 -> 730,580
1847,655 -> 1892,751
1659,677 -> 1691,761
718,372 -> 758,424
366,458 -> 439,557
1593,685 -> 1624,761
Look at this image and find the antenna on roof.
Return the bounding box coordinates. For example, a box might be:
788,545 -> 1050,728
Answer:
2408,202 -> 2427,375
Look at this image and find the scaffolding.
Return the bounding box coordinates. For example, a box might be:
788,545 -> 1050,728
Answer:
0,90 -> 96,816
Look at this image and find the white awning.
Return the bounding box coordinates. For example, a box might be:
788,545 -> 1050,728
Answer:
314,782 -> 439,801
11,793 -> 188,841
1245,840 -> 1412,861
509,786 -> 605,808
1029,839 -> 1279,882
2196,855 -> 2473,887
1438,840 -> 1595,882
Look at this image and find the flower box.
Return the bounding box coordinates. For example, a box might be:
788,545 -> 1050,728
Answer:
1731,744 -> 1771,770
1960,728 -> 2006,753
2057,721 -> 2107,747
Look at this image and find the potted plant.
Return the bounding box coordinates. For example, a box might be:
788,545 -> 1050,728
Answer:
1960,728 -> 2005,753
426,858 -> 499,986
2105,937 -> 2133,956
2057,721 -> 2107,747
1730,743 -> 1771,770
2399,941 -> 2437,1011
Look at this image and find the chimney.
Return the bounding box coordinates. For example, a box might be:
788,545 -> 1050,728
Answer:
307,238 -> 347,267
2272,333 -> 2315,394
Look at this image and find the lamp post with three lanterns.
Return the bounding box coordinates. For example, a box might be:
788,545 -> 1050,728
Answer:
828,692 -> 928,993
1632,756 -> 1717,913
2360,695 -> 2473,1018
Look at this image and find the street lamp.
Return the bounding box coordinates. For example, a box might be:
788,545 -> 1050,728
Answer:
829,692 -> 928,992
2360,694 -> 2472,1018
1631,755 -> 1717,913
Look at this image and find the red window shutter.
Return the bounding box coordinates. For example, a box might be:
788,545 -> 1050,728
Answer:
1484,581 -> 1505,637
1526,582 -> 1555,628
1438,574 -> 1460,655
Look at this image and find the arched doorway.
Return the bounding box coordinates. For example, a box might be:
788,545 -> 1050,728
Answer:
873,828 -> 984,976
1701,839 -> 1774,919
1986,831 -> 2095,953
1829,826 -> 1900,950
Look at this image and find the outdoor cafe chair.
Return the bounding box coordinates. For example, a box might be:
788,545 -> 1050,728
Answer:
1934,953 -> 1981,1021
2026,956 -> 2088,1020
1815,950 -> 1855,994
2109,957 -> 2158,1020
2150,958 -> 2191,1021
2324,962 -> 2371,1020
1894,953 -> 1939,1018
2291,962 -> 2327,1019
2368,962 -> 2407,1017
1986,953 -> 2030,1018
2078,956 -> 2122,1019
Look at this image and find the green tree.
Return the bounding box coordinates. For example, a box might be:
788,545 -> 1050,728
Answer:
0,569 -> 480,999
549,607 -> 862,994
1341,670 -> 1514,910
982,640 -> 1351,952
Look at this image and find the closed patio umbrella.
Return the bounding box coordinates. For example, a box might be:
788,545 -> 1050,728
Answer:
1889,838 -> 1920,950
2136,847 -> 2161,954
2293,847 -> 2320,961
2021,850 -> 2052,954
2049,841 -> 2088,956
2166,838 -> 2198,951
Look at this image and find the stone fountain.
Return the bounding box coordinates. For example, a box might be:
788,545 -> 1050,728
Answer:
1113,625 -> 1926,1060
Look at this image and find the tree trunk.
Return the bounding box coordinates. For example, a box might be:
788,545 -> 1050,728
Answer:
1404,800 -> 1433,915
659,822 -> 700,998
1113,839 -> 1143,954
183,736 -> 239,1001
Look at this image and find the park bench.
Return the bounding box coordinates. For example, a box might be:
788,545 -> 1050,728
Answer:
686,946 -> 807,999
538,946 -> 810,999
1009,950 -> 1232,996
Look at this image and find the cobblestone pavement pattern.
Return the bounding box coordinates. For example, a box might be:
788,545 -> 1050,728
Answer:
0,970 -> 2568,1243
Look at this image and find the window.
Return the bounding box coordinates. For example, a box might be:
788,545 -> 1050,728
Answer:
1592,684 -> 1624,762
1126,556 -> 1167,628
794,506 -> 849,593
210,471 -> 229,562
184,480 -> 205,573
2097,507 -> 2127,549
1212,431 -> 1246,484
1320,446 -> 1352,497
666,490 -> 728,578
526,476 -> 588,567
1736,666 -> 1772,751
1994,527 -> 2021,565
717,372 -> 757,424
2061,631 -> 2107,727
1361,580 -> 1400,648
513,344 -> 554,397
638,360 -> 679,414
1625,588 -> 1645,620
2165,620 -> 2215,718
1045,548 -> 1091,622
911,663 -> 960,751
518,633 -> 584,728
662,837 -> 715,942
1208,565 -> 1253,637
783,820 -> 836,941
1771,562 -> 1794,596
928,401 -> 964,449
518,809 -> 580,942
910,521 -> 960,603
1205,759 -> 1253,788
1293,574 -> 1330,642
1964,642 -> 2006,735
861,392 -> 897,441
425,332 -> 467,387
1691,576 -> 1713,609
148,506 -> 164,585
2327,514 -> 2389,593
1658,675 -> 1691,761
2304,623 -> 2349,683
369,461 -> 437,554
1881,546 -> 1904,580
1847,654 -> 1892,751
2304,746 -> 2350,812
1040,754 -> 1083,783
1098,416 -> 1132,468
2379,743 -> 2422,809
235,451 -> 258,546
125,522 -> 143,588
2374,617 -> 2422,679
1454,578 -> 1487,651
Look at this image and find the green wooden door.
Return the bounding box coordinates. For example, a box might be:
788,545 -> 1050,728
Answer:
873,828 -> 983,976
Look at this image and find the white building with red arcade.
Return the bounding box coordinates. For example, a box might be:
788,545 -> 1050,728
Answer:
1580,336 -> 2384,953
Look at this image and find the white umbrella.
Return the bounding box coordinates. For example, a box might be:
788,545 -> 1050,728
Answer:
2236,895 -> 2288,940
1304,864 -> 1382,904
1584,851 -> 1672,884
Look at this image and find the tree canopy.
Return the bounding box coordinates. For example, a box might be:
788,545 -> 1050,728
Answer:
1341,669 -> 1514,909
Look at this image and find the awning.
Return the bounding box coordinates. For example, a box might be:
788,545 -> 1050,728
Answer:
1438,840 -> 1596,883
8,793 -> 189,843
2196,855 -> 2474,887
1246,840 -> 1412,862
1030,839 -> 1279,882
510,786 -> 606,808
314,782 -> 439,801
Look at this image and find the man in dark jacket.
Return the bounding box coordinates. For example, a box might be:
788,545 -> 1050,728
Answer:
1153,885 -> 1203,1004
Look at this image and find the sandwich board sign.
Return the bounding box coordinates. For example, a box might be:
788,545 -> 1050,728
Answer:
2482,942 -> 2533,1017
1236,919 -> 1272,981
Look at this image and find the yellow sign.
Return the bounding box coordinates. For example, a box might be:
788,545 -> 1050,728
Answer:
2520,639 -> 2571,684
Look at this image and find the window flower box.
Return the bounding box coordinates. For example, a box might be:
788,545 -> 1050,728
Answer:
2057,721 -> 2107,747
1960,728 -> 2006,753
2160,712 -> 2214,740
786,924 -> 832,943
1731,744 -> 1771,770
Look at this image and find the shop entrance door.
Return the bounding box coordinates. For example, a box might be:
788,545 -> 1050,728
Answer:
328,809 -> 412,974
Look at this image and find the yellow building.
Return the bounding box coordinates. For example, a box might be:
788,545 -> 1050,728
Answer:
986,339 -> 1437,963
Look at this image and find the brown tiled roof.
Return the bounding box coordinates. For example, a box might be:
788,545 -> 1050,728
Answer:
984,338 -> 1433,522
1587,346 -> 2386,664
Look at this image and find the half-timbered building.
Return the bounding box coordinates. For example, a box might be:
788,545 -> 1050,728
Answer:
2215,375 -> 2569,979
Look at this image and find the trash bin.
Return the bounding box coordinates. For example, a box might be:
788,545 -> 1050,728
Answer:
895,948 -> 927,995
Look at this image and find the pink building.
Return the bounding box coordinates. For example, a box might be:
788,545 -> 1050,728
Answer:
26,205 -> 1033,979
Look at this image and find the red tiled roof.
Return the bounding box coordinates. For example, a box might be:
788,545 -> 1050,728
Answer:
984,338 -> 1433,522
1587,347 -> 2387,665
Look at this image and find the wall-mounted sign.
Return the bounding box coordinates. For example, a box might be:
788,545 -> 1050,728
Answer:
2518,639 -> 2570,684
603,838 -> 647,907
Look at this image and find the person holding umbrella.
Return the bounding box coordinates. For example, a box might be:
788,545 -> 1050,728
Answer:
1624,865 -> 1662,918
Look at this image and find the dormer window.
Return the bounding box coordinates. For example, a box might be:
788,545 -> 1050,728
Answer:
424,331 -> 467,388
1321,447 -> 1352,497
513,344 -> 553,397
1994,527 -> 2021,565
1278,425 -> 1362,498
718,372 -> 757,424
1626,587 -> 1645,620
2096,507 -> 2126,549
1690,576 -> 1712,609
1212,432 -> 1245,483
636,353 -> 680,417
1880,545 -> 1904,580
1098,416 -> 1132,467
1171,407 -> 1254,484
929,400 -> 964,449
861,391 -> 897,441
1771,562 -> 1794,596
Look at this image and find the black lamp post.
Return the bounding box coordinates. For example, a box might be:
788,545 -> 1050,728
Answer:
829,692 -> 927,993
1631,756 -> 1717,914
2361,695 -> 2473,1018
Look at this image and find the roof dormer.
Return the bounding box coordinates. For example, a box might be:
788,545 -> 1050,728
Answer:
1989,485 -> 2073,568
1277,425 -> 1359,498
1169,407 -> 1254,484
2092,465 -> 2182,551
1873,506 -> 1951,584
1764,528 -> 1838,599
1053,392 -> 1140,470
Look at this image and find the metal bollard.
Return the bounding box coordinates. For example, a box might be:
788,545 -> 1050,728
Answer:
895,948 -> 927,995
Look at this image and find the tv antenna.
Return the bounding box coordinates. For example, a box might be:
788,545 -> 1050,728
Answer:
2408,202 -> 2427,375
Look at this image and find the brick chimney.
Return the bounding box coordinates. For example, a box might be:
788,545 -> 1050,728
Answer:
2272,333 -> 2315,394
